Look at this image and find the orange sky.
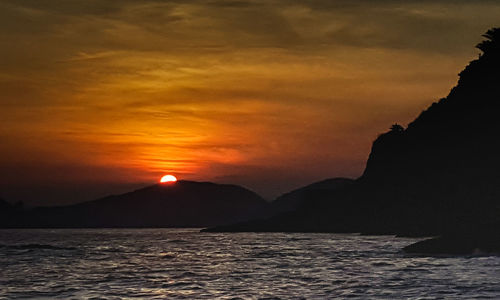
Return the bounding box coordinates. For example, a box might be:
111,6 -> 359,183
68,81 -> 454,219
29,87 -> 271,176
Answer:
1,0 -> 500,205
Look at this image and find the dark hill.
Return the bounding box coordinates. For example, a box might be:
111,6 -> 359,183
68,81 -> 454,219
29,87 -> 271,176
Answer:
0,198 -> 13,227
202,178 -> 354,233
270,178 -> 354,214
3,180 -> 269,228
206,28 -> 500,244
358,28 -> 500,236
0,198 -> 12,212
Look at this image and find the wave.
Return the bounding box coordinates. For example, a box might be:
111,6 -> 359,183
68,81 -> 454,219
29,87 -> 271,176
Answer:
0,244 -> 77,251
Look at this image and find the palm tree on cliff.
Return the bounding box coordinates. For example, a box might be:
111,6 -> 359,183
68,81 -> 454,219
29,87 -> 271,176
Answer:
390,124 -> 404,132
476,28 -> 500,54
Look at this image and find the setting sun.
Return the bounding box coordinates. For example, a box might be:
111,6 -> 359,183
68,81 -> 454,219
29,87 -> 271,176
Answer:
160,175 -> 177,183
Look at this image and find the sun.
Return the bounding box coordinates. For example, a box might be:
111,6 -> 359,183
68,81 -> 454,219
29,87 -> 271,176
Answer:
160,175 -> 177,183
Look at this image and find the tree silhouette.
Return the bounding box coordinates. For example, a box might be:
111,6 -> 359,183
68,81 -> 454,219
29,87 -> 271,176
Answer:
390,123 -> 404,132
476,27 -> 500,54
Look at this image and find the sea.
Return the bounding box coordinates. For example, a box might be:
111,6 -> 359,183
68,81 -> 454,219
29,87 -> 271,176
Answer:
0,229 -> 499,299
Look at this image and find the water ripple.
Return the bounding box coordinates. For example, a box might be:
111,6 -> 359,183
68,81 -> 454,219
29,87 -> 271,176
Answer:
0,229 -> 499,299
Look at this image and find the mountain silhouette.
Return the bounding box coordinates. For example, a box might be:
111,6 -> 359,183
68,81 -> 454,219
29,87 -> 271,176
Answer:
1,181 -> 268,228
269,178 -> 354,215
0,198 -> 12,212
0,198 -> 23,227
205,28 -> 500,253
202,177 -> 355,233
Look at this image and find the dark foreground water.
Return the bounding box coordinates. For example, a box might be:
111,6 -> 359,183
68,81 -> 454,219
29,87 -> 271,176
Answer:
0,229 -> 499,299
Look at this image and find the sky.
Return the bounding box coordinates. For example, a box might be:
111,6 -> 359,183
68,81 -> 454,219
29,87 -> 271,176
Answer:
1,0 -> 500,205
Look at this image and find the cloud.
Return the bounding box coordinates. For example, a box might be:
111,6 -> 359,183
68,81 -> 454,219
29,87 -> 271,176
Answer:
2,0 -> 497,55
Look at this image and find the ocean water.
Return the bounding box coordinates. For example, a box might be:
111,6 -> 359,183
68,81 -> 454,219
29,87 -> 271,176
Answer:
0,229 -> 499,299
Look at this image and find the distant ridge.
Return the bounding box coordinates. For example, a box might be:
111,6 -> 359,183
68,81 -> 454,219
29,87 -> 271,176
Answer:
0,180 -> 269,228
0,198 -> 13,212
270,178 -> 354,215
